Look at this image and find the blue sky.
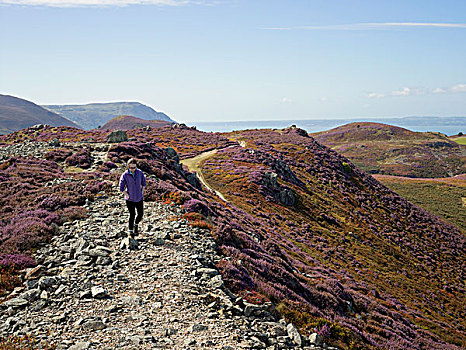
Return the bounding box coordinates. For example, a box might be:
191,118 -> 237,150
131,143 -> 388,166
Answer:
0,0 -> 465,123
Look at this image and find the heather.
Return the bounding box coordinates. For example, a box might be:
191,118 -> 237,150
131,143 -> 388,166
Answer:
0,125 -> 464,349
0,155 -> 110,293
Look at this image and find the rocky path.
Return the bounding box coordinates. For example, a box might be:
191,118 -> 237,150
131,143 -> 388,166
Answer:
1,189 -> 333,349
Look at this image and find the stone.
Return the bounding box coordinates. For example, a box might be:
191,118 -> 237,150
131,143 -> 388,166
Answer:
25,265 -> 45,280
95,256 -> 112,265
196,268 -> 219,277
121,295 -> 142,306
31,300 -> 47,311
54,284 -> 66,295
185,338 -> 197,346
88,246 -> 112,257
156,232 -> 171,240
60,267 -> 74,278
209,275 -> 224,289
287,323 -> 302,346
188,323 -> 208,332
91,286 -> 107,298
38,276 -> 57,290
74,237 -> 90,254
24,279 -> 38,290
107,130 -> 128,143
309,332 -> 322,345
52,314 -> 66,324
3,298 -> 28,309
82,320 -> 106,331
163,328 -> 177,336
21,289 -> 40,302
69,342 -> 90,350
80,290 -> 92,299
153,238 -> 165,246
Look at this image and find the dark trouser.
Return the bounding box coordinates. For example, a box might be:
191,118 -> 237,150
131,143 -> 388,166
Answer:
126,200 -> 143,231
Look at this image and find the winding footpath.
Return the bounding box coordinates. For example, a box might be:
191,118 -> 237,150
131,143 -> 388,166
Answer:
181,149 -> 228,202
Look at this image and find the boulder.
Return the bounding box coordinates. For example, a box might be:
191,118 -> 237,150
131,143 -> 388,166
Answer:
287,323 -> 302,346
107,130 -> 128,143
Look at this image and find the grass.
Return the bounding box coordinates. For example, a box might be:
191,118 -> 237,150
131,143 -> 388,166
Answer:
375,175 -> 466,233
450,136 -> 466,145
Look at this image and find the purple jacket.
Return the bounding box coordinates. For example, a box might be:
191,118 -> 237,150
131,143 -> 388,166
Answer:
119,168 -> 146,202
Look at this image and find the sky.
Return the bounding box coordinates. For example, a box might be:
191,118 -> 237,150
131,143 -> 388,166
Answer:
0,0 -> 465,123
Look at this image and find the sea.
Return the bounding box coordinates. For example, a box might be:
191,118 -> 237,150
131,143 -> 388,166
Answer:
192,116 -> 465,136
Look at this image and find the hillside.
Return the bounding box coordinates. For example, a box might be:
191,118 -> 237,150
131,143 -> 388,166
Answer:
0,125 -> 464,349
0,95 -> 80,135
43,102 -> 173,130
100,115 -> 174,130
312,122 -> 466,178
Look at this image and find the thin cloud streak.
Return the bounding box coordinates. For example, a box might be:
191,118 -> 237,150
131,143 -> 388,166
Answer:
0,0 -> 216,7
367,84 -> 466,99
263,22 -> 466,31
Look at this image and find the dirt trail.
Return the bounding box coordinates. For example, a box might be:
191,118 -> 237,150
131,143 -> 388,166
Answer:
181,149 -> 228,202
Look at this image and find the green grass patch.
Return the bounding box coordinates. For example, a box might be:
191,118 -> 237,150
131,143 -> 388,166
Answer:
377,178 -> 466,232
450,136 -> 466,145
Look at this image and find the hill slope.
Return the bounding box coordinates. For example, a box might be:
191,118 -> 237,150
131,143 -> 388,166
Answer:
43,102 -> 173,130
312,122 -> 466,178
100,115 -> 174,130
0,95 -> 80,135
0,125 -> 464,349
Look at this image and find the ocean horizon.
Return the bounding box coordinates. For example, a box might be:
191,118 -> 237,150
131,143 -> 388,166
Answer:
191,116 -> 465,136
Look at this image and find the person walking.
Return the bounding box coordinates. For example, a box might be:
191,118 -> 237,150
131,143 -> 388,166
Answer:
119,158 -> 146,238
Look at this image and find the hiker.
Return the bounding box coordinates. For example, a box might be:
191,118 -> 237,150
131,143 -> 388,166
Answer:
119,158 -> 146,238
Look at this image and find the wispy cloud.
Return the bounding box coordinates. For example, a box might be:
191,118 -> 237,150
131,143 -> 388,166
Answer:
449,83 -> 466,93
280,97 -> 292,103
367,84 -> 466,98
367,92 -> 385,99
390,87 -> 425,96
263,22 -> 466,31
0,0 -> 217,7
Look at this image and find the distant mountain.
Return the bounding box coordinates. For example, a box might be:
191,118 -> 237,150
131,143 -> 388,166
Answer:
101,115 -> 174,130
0,94 -> 80,135
312,122 -> 466,178
43,102 -> 174,130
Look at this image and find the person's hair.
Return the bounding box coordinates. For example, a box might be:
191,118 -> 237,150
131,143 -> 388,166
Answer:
126,158 -> 137,169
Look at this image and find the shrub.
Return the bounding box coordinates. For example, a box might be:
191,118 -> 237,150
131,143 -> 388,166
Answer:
182,198 -> 209,215
0,264 -> 21,296
0,254 -> 36,269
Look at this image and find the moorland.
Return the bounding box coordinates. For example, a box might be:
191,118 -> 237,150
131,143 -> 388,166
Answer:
0,122 -> 464,349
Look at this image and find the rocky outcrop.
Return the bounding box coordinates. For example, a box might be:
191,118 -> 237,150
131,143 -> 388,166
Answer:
262,172 -> 295,206
107,130 -> 128,143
